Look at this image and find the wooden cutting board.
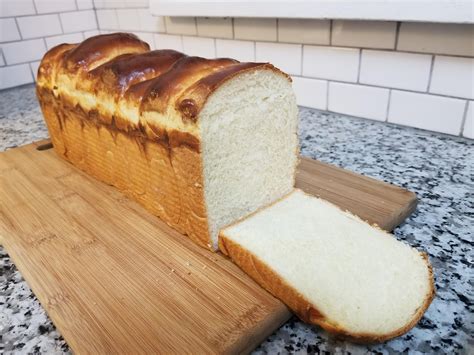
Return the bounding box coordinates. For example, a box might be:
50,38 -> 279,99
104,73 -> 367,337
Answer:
0,140 -> 417,354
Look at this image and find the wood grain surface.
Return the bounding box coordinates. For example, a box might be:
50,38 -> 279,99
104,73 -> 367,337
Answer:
297,157 -> 418,231
0,140 -> 417,354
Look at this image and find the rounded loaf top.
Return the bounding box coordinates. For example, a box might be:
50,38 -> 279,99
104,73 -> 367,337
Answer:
37,32 -> 291,128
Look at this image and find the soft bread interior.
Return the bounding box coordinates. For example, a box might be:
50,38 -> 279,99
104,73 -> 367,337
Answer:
200,69 -> 298,249
219,189 -> 434,340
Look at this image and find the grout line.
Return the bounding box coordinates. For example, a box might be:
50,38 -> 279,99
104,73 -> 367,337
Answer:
394,21 -> 401,50
356,48 -> 362,83
28,61 -> 37,81
32,0 -> 38,14
329,19 -> 332,45
300,45 -> 304,75
0,49 -> 6,66
276,18 -> 279,42
290,74 -> 470,101
426,55 -> 435,92
74,0 -> 79,10
58,12 -> 65,33
459,100 -> 470,136
231,17 -> 234,39
91,4 -> 100,34
179,35 -> 184,51
325,80 -> 330,111
14,18 -> 23,40
4,31 -> 64,42
385,89 -> 392,122
162,15 -> 167,33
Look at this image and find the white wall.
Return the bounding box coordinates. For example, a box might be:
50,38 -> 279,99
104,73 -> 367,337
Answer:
0,0 -> 473,138
0,0 -> 99,90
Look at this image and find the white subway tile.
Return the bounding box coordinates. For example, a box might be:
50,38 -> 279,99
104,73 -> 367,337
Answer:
77,0 -> 94,10
0,0 -> 36,17
234,18 -> 277,41
196,18 -> 233,39
182,36 -> 215,58
60,10 -> 96,33
332,21 -> 397,49
430,56 -> 474,100
45,32 -> 84,49
388,90 -> 465,135
125,0 -> 148,7
303,46 -> 359,82
116,8 -> 140,31
83,30 -> 100,39
462,101 -> 473,139
132,32 -> 154,49
360,50 -> 432,91
215,39 -> 254,62
30,60 -> 41,80
165,17 -> 197,35
278,19 -> 330,45
256,42 -> 301,75
398,23 -> 474,57
2,39 -> 47,64
154,33 -> 183,52
34,0 -> 76,13
94,0 -> 126,8
0,51 -> 5,66
96,9 -> 119,29
292,76 -> 327,110
328,82 -> 389,121
138,9 -> 165,33
0,64 -> 33,89
0,19 -> 21,42
17,14 -> 62,39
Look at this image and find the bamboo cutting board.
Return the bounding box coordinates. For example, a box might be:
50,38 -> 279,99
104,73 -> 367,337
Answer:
0,140 -> 417,354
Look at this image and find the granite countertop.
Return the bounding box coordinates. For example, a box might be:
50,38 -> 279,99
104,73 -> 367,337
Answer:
1,84 -> 473,354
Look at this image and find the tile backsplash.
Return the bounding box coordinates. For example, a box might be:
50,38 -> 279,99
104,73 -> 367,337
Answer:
0,0 -> 98,91
0,0 -> 472,138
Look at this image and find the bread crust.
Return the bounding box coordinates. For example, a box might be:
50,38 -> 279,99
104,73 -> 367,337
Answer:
36,33 -> 293,250
218,190 -> 435,343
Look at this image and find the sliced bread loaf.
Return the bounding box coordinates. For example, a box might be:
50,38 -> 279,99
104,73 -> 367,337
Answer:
219,189 -> 435,343
36,33 -> 298,250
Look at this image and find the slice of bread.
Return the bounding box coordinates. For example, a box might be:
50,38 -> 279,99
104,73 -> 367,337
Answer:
219,189 -> 435,343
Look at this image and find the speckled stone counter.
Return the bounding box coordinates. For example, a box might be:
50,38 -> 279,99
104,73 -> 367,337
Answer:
1,84 -> 473,354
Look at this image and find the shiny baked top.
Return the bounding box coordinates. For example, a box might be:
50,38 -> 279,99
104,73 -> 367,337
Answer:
36,32 -> 290,128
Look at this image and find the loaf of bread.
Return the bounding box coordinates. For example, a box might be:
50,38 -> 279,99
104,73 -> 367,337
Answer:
36,33 -> 298,250
219,189 -> 435,343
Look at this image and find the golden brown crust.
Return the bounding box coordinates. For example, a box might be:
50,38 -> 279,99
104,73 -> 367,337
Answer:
37,43 -> 77,87
140,56 -> 238,116
37,94 -> 209,248
37,33 -> 291,141
218,194 -> 436,343
62,32 -> 149,72
89,50 -> 186,97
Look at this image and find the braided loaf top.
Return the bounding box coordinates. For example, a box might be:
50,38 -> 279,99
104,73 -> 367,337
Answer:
37,33 -> 290,147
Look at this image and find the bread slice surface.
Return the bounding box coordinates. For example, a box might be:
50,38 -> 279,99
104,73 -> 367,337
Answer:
219,189 -> 435,342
